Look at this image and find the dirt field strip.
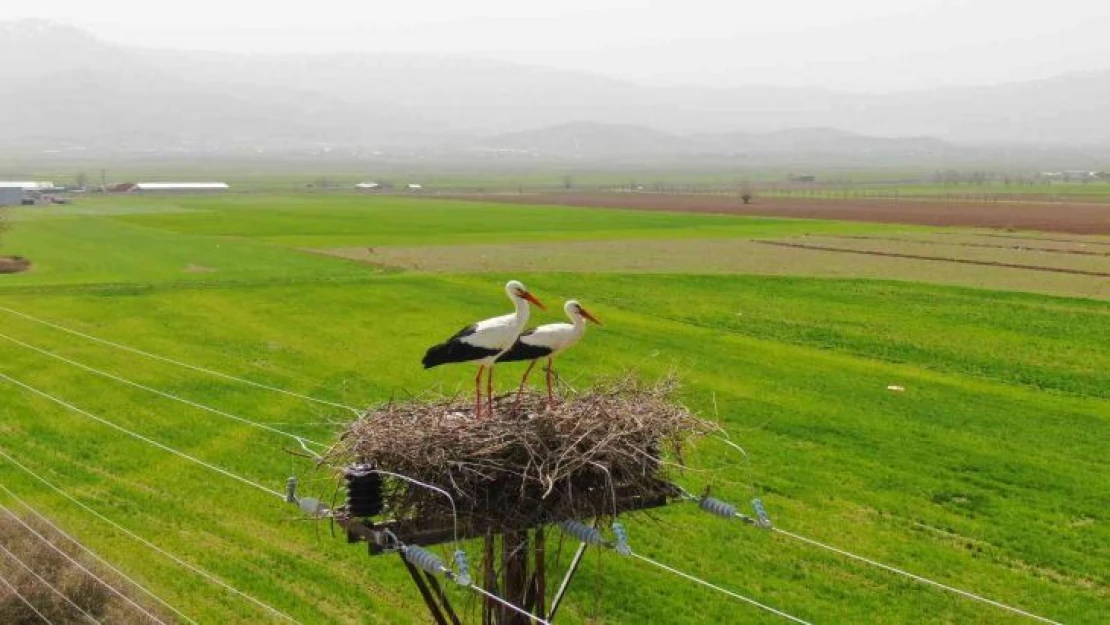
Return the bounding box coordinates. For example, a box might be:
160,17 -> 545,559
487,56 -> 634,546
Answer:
753,240 -> 1110,277
794,234 -> 1110,272
827,235 -> 1110,257
445,193 -> 1110,235
971,233 -> 1110,247
314,238 -> 1108,299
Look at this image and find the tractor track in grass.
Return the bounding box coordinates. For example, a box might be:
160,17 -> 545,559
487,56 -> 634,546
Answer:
968,233 -> 1110,247
824,235 -> 1110,257
752,240 -> 1110,277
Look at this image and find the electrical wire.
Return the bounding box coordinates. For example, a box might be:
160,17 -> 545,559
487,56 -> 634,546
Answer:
465,581 -> 552,625
2,483 -> 193,624
0,491 -> 176,625
368,469 -> 460,551
0,448 -> 298,623
549,519 -> 809,623
629,551 -> 811,625
772,528 -> 1062,625
289,485 -> 546,625
0,331 -> 328,452
0,371 -> 284,499
10,305 -> 1051,622
677,489 -> 1063,623
0,305 -> 361,415
0,532 -> 101,624
0,567 -> 54,624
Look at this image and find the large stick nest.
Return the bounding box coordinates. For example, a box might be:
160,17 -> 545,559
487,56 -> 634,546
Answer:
326,376 -> 717,535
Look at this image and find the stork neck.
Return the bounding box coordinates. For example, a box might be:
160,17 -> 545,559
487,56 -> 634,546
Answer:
569,311 -> 586,331
512,295 -> 531,325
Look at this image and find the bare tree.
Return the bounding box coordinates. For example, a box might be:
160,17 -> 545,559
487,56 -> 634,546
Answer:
562,174 -> 573,190
740,182 -> 754,204
75,172 -> 89,189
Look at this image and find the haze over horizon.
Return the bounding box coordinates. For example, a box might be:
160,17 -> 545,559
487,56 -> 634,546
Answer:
6,0 -> 1110,92
5,8 -> 1110,164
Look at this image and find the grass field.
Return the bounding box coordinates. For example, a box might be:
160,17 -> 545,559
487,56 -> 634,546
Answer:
1,194 -> 1108,624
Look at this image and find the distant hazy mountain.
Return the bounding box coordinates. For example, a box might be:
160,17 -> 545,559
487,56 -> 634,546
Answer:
479,122 -> 696,157
689,127 -> 956,157
3,19 -> 1110,161
0,21 -> 447,153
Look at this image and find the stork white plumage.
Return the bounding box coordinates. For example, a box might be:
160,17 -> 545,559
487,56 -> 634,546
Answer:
422,280 -> 545,417
497,300 -> 601,404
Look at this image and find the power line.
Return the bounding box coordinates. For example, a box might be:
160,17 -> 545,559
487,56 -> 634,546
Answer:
629,552 -> 812,624
772,528 -> 1062,625
290,484 -> 549,625
0,485 -> 193,625
683,494 -> 1064,623
0,448 -> 298,623
0,567 -> 54,625
9,306 -> 1049,622
0,371 -> 284,499
466,581 -> 552,625
0,331 -> 328,452
0,305 -> 361,415
0,492 -> 173,625
0,528 -> 101,624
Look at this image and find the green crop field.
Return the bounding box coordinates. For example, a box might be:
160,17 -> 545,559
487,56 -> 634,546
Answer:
1,194 -> 1107,624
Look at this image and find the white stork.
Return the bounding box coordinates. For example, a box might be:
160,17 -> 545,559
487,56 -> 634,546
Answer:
497,300 -> 601,404
422,280 -> 545,417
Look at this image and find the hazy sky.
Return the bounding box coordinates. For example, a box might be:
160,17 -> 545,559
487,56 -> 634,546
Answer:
7,0 -> 1110,91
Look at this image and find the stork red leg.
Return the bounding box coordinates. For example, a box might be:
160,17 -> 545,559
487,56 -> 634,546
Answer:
474,365 -> 485,417
545,357 -> 554,406
516,360 -> 538,403
487,365 -> 495,417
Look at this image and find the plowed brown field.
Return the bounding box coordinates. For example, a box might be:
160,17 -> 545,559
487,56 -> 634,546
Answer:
449,193 -> 1110,234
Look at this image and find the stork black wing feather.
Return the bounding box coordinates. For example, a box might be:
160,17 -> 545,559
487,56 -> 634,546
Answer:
422,324 -> 501,368
496,332 -> 554,363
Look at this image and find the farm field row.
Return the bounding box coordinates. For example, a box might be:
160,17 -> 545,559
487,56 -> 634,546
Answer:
452,193 -> 1110,234
317,236 -> 1110,300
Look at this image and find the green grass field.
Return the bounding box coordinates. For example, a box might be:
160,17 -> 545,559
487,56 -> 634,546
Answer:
1,194 -> 1107,624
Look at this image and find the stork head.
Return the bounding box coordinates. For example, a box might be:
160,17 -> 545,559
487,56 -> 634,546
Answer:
506,280 -> 545,309
566,300 -> 601,325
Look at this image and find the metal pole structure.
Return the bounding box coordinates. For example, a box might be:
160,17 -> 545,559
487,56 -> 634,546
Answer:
424,571 -> 463,625
400,552 -> 450,625
546,542 -> 588,622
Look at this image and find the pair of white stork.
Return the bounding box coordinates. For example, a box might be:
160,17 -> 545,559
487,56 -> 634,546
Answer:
422,280 -> 600,417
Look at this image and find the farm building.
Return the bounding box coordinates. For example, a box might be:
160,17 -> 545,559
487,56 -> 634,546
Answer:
1040,171 -> 1100,182
0,185 -> 24,206
1062,170 -> 1097,182
355,182 -> 381,191
129,182 -> 230,193
405,183 -> 424,192
0,182 -> 56,206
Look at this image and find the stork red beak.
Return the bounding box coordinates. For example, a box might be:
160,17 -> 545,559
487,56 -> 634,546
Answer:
520,291 -> 546,310
580,308 -> 602,325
